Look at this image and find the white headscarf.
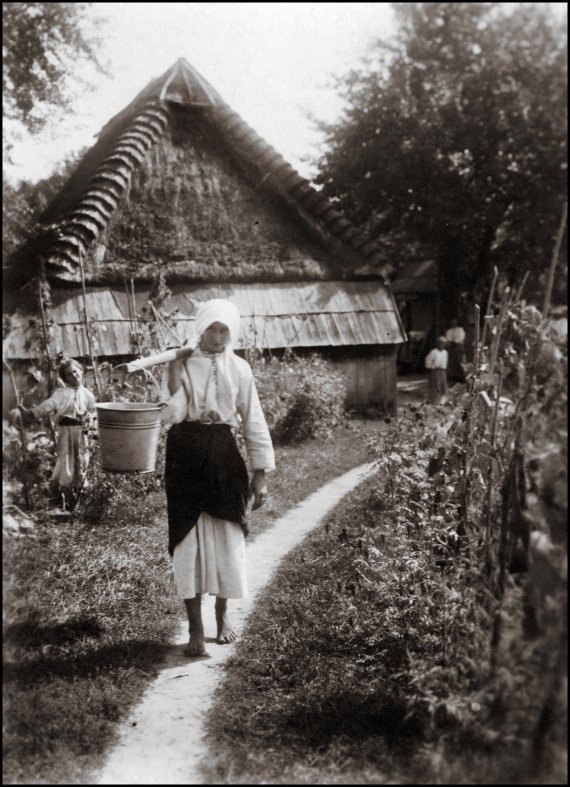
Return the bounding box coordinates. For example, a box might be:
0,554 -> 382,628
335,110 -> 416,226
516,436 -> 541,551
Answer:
177,299 -> 242,423
194,299 -> 241,346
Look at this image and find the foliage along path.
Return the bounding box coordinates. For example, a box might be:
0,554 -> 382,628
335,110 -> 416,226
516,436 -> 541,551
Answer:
93,462 -> 375,785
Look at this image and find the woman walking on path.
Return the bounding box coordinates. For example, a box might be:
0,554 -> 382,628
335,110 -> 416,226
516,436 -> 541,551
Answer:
424,337 -> 449,404
160,299 -> 275,658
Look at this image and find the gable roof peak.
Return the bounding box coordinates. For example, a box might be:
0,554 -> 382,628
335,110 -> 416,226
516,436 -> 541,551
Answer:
158,58 -> 223,107
95,57 -> 222,141
13,58 -> 394,287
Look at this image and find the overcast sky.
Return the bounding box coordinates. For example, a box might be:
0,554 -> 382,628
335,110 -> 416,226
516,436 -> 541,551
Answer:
4,2 -> 397,184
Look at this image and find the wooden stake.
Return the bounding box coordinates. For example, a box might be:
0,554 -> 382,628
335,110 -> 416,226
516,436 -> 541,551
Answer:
150,302 -> 182,346
486,266 -> 499,315
151,305 -> 167,350
514,270 -> 530,304
542,201 -> 567,319
483,359 -> 504,549
38,280 -> 55,396
480,266 -> 499,351
465,303 -> 480,450
124,278 -> 134,328
472,304 -> 480,381
4,358 -> 32,509
489,288 -> 510,378
78,249 -> 101,397
490,359 -> 504,450
130,277 -> 142,355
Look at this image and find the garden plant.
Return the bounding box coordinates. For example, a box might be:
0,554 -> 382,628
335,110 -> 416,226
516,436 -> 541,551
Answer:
203,290 -> 567,785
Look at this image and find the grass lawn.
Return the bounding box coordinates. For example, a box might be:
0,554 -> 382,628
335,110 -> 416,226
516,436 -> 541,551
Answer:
2,417 -> 379,784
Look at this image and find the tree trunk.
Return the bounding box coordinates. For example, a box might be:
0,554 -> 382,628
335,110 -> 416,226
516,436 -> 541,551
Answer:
437,224 -> 497,330
473,222 -> 497,289
437,236 -> 464,329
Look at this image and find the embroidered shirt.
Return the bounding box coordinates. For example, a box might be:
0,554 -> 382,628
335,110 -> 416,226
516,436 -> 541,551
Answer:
164,347 -> 275,471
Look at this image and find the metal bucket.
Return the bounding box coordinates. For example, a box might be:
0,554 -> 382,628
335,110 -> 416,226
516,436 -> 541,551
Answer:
96,402 -> 162,473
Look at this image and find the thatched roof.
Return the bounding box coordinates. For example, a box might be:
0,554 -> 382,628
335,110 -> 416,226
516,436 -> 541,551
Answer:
8,59 -> 392,289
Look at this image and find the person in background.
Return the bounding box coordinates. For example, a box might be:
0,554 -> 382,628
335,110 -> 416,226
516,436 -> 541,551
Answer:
445,318 -> 466,383
13,358 -> 96,509
160,298 -> 275,658
425,337 -> 449,404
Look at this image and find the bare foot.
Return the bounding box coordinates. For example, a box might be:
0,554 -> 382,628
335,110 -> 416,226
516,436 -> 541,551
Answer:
184,629 -> 207,658
215,610 -> 237,644
183,596 -> 208,657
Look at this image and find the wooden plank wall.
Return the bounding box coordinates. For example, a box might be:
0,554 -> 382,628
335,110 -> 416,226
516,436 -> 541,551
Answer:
334,346 -> 397,412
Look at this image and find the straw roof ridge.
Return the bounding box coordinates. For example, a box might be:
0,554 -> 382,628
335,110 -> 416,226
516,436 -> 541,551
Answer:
70,259 -> 335,287
15,59 -> 390,286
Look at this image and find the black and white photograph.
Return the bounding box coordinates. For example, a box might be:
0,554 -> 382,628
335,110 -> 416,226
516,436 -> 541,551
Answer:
3,2 -> 567,784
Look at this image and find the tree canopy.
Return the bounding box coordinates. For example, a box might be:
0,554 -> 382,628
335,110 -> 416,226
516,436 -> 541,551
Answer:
315,2 -> 567,317
3,2 -> 105,136
2,154 -> 81,272
3,3 -> 105,280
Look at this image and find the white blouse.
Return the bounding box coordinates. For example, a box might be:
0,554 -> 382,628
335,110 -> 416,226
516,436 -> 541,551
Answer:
163,347 -> 275,472
31,385 -> 96,421
425,348 -> 448,370
445,326 -> 466,344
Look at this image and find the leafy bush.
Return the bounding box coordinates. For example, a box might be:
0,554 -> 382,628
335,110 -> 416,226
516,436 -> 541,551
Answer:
3,420 -> 56,512
265,352 -> 347,444
246,352 -> 292,431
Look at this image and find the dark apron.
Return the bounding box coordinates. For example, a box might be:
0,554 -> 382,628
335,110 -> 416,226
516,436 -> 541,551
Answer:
165,421 -> 249,556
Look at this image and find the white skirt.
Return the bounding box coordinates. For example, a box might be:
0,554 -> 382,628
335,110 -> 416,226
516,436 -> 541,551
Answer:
172,512 -> 247,600
53,425 -> 88,487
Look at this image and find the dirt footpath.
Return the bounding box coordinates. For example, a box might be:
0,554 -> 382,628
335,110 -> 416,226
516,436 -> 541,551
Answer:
94,462 -> 375,785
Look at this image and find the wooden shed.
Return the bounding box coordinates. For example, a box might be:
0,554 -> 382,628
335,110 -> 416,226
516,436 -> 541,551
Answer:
4,58 -> 406,411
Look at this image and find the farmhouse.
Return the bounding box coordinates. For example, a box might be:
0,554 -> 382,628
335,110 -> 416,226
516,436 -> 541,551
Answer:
4,58 -> 406,411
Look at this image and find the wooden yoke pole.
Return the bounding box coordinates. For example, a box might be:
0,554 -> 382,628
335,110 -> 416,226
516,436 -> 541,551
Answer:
121,341 -> 198,373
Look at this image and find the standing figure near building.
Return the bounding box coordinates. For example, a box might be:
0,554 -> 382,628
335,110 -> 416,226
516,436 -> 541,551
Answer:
445,318 -> 466,383
425,337 -> 449,404
160,298 -> 275,658
14,358 -> 96,509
